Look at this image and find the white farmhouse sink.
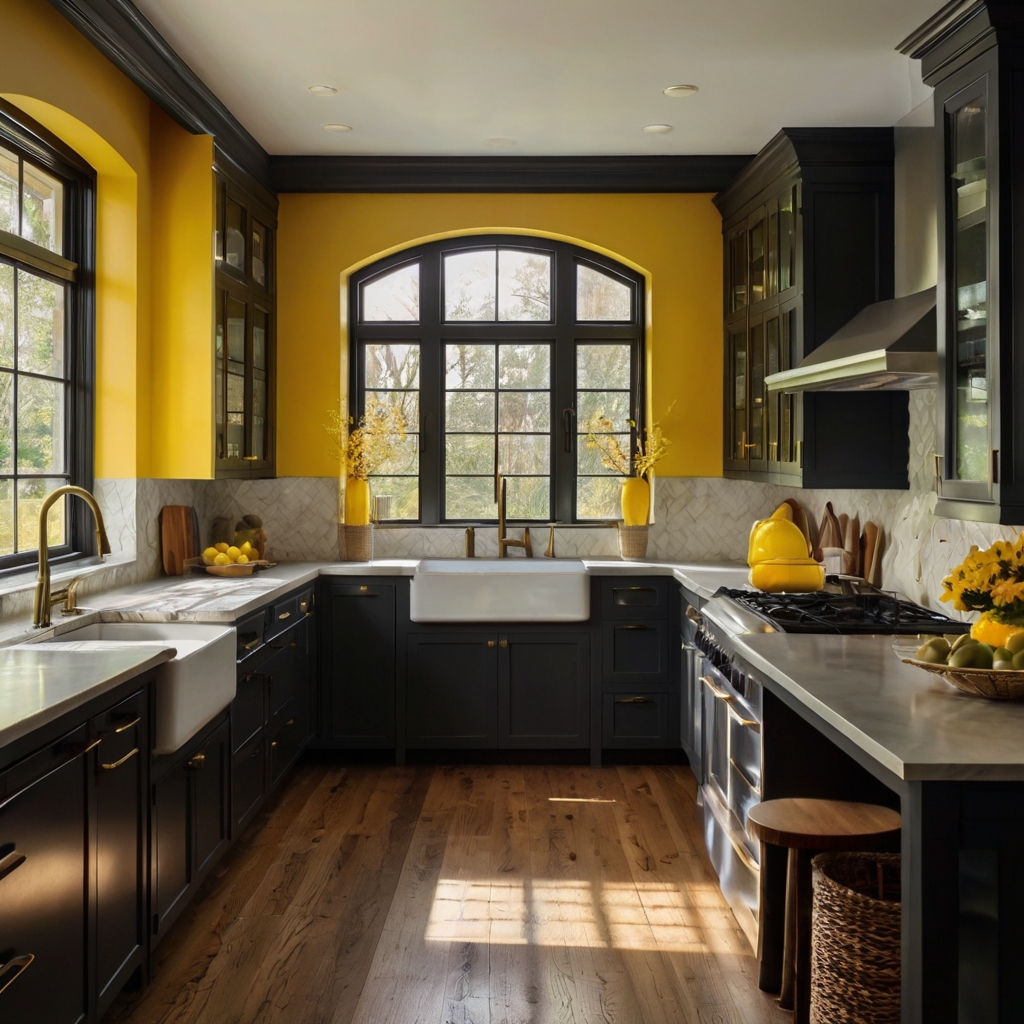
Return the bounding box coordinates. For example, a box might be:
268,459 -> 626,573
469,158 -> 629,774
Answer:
410,558 -> 589,622
41,622 -> 236,755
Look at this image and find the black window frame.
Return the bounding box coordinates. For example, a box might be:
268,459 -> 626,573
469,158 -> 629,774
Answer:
350,234 -> 644,525
0,100 -> 96,574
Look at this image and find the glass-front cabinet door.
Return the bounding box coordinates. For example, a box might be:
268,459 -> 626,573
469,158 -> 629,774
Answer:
940,75 -> 991,503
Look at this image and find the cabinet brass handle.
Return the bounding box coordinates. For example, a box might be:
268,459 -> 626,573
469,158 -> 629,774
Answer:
101,747 -> 139,771
271,740 -> 279,748
114,716 -> 141,734
286,719 -> 295,726
729,757 -> 761,795
700,675 -> 735,703
726,703 -> 760,732
187,753 -> 205,770
242,455 -> 259,461
278,611 -> 291,620
243,637 -> 262,651
626,586 -> 655,592
618,624 -> 651,630
0,845 -> 26,883
727,830 -> 759,873
499,639 -> 508,648
487,640 -> 495,648
0,954 -> 34,995
615,696 -> 654,704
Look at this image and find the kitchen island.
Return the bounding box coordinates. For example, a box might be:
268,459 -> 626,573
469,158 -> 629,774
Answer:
734,630 -> 1024,1024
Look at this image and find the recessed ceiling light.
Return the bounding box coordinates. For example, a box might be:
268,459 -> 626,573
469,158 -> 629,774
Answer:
308,85 -> 338,97
642,124 -> 673,134
663,84 -> 699,98
483,137 -> 517,147
323,123 -> 353,133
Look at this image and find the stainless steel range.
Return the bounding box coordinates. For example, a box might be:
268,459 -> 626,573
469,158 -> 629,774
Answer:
687,581 -> 968,949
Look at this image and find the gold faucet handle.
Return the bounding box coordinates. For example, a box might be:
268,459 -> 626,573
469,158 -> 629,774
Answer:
59,576 -> 85,616
523,527 -> 533,558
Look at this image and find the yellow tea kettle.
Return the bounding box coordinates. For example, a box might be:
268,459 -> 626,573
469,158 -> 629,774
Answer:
747,503 -> 825,593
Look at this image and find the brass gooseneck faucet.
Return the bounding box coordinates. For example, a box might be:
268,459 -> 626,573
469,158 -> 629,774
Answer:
496,473 -> 532,558
33,485 -> 111,628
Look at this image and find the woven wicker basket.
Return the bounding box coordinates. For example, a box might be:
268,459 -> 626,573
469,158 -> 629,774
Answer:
338,524 -> 373,562
810,852 -> 901,1024
617,524 -> 649,560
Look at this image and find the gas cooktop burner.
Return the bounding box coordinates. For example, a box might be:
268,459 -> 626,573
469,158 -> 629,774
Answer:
717,584 -> 969,635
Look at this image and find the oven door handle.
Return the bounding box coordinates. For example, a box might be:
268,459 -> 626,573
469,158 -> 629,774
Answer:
726,702 -> 760,733
729,757 -> 762,795
700,675 -> 735,703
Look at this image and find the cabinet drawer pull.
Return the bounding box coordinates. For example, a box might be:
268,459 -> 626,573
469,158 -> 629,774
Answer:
187,753 -> 205,771
726,703 -> 760,732
101,747 -> 139,771
0,954 -> 34,995
114,716 -> 141,734
499,639 -> 508,648
286,719 -> 295,726
243,637 -> 262,651
271,740 -> 279,748
0,845 -> 26,883
626,586 -> 656,592
242,455 -> 259,461
278,611 -> 291,620
615,696 -> 654,704
618,624 -> 651,631
727,830 -> 759,874
730,757 -> 761,795
487,640 -> 495,648
700,675 -> 735,702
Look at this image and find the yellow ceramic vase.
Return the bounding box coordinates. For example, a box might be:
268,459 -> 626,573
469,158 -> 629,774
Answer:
970,612 -> 1024,648
620,477 -> 650,526
345,477 -> 371,526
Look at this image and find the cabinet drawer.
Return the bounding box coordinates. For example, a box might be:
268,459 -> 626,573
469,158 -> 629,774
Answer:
232,673 -> 265,753
601,621 -> 670,683
92,690 -> 144,767
602,692 -> 673,747
231,736 -> 265,833
266,587 -> 312,641
600,577 -> 670,620
236,609 -> 265,663
268,704 -> 303,788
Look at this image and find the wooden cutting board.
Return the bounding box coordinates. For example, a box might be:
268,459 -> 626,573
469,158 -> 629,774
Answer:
160,505 -> 198,576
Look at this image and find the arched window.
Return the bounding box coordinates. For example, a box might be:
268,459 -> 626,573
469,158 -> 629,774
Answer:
350,235 -> 644,524
0,101 -> 95,571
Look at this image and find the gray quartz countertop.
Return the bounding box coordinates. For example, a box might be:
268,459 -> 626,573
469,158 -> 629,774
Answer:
737,631 -> 1024,782
0,645 -> 175,748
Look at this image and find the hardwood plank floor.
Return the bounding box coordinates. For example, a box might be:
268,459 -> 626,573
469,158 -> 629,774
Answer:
106,764 -> 787,1024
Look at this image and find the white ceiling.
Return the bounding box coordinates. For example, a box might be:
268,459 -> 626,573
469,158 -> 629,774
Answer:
133,0 -> 941,157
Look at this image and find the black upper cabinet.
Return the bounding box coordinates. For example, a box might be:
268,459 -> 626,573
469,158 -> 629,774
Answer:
904,2 -> 1024,522
715,129 -> 909,490
214,152 -> 277,480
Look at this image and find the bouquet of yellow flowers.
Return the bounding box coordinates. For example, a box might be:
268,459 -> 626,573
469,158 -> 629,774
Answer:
583,413 -> 671,479
940,533 -> 1024,621
325,397 -> 408,481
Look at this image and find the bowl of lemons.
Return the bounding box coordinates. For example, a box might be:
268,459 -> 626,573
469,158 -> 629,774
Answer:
201,540 -> 264,576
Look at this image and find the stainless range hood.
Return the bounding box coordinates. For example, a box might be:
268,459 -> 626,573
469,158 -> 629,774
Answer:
765,286 -> 937,393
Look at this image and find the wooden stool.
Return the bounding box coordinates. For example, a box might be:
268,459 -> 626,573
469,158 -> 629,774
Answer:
747,798 -> 901,1024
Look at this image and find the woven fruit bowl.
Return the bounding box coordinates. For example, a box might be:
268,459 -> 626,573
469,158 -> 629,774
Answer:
893,637 -> 1024,699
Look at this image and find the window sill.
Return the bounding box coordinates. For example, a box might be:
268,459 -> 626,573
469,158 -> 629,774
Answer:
0,553 -> 137,602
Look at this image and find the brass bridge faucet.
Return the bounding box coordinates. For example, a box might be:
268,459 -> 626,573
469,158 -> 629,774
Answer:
33,486 -> 111,628
495,473 -> 532,558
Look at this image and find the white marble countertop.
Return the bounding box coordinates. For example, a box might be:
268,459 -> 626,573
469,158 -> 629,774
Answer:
0,645 -> 175,749
736,631 -> 1024,782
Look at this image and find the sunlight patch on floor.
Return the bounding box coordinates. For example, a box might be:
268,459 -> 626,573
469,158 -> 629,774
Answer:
425,876 -> 716,952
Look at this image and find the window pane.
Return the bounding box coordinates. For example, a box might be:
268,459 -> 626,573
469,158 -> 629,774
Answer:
577,476 -> 621,520
446,433 -> 494,475
18,477 -> 65,551
498,391 -> 550,433
504,476 -> 549,519
577,343 -> 631,390
447,476 -> 496,519
367,475 -> 418,521
498,250 -> 551,321
367,343 -> 420,389
361,263 -> 419,322
0,148 -> 17,235
577,434 -> 629,475
17,270 -> 64,377
445,250 -> 496,321
225,198 -> 244,271
445,392 -> 494,432
0,478 -> 12,555
18,375 -> 64,473
375,432 -> 419,475
446,344 -> 495,389
253,308 -> 268,371
0,370 -> 12,473
577,390 -> 630,428
498,434 -> 549,476
498,344 -> 550,388
367,389 -> 419,429
576,264 -> 632,321
0,264 -> 12,368
227,297 -> 245,363
21,162 -> 63,254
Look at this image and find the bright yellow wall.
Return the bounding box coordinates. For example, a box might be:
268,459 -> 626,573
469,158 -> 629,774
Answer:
276,193 -> 723,479
148,108 -> 214,478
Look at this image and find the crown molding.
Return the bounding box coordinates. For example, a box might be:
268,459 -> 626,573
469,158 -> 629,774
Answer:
269,154 -> 753,194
